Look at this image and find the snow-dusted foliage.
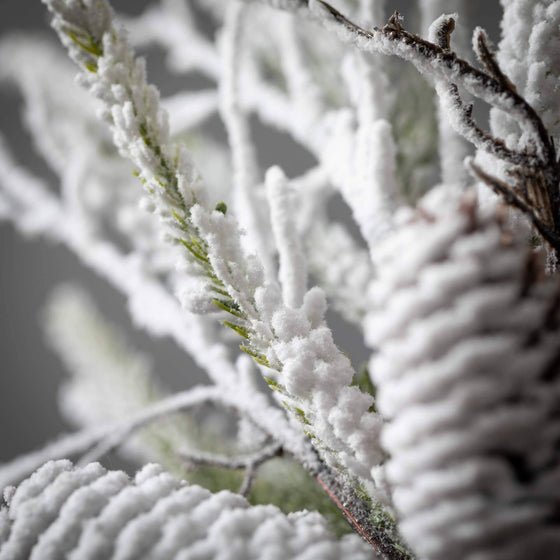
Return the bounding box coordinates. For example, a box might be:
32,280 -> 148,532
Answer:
368,189 -> 560,559
1,0 -> 560,558
39,0 -> 387,502
0,461 -> 377,559
491,0 -> 560,151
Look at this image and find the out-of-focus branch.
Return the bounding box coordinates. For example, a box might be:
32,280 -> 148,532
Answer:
178,442 -> 282,471
436,82 -> 536,167
249,0 -> 552,161
468,159 -> 560,249
247,0 -> 560,253
179,441 -> 283,497
0,386 -> 224,488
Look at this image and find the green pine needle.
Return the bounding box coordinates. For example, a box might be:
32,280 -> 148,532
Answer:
67,30 -> 103,57
212,298 -> 245,319
179,238 -> 210,264
222,320 -> 250,339
215,202 -> 228,214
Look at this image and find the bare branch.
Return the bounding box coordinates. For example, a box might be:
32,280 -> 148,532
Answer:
472,27 -> 517,93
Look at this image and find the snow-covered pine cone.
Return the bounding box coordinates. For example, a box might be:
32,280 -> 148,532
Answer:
367,189 -> 560,560
0,460 -> 377,560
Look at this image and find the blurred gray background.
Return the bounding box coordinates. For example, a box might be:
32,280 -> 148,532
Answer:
0,0 -> 500,465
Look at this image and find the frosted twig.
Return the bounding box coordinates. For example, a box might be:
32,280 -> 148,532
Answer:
427,18 -> 537,169
240,65 -> 304,145
291,165 -> 331,234
266,166 -> 307,308
238,464 -> 257,496
342,50 -> 387,127
344,0 -> 388,125
220,2 -> 274,273
123,0 -> 220,79
277,15 -> 324,130
0,138 -> 239,387
420,1 -> 471,187
162,90 -> 219,136
435,80 -> 536,167
322,3 -> 553,160
76,386 -> 256,465
0,386 -> 224,487
178,441 -> 282,471
248,0 -> 560,252
248,0 -> 551,157
178,441 -> 283,495
350,119 -> 397,249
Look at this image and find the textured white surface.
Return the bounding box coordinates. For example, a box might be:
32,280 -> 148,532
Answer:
0,461 -> 377,560
369,190 -> 560,559
493,0 -> 560,147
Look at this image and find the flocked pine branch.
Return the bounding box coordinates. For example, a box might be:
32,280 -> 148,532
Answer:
3,0 -> 560,559
0,46 -> 398,560
249,0 -> 560,253
41,0 -> 385,474
39,0 -> 404,555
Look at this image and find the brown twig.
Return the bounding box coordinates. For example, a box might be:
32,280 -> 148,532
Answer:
441,82 -> 539,167
313,463 -> 409,560
177,437 -> 407,557
473,28 -> 517,92
468,159 -> 560,250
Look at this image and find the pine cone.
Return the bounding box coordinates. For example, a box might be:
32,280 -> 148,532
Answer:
0,460 -> 376,560
367,190 -> 560,560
